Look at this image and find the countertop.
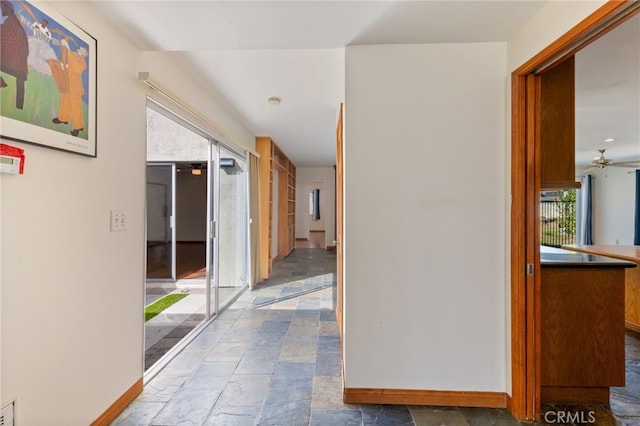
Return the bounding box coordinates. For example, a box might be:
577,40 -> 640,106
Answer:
540,245 -> 637,268
562,244 -> 640,263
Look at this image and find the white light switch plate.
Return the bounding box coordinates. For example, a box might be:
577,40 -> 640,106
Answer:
110,210 -> 127,232
1,399 -> 15,426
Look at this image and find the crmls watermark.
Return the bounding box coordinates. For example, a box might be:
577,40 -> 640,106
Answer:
543,410 -> 597,424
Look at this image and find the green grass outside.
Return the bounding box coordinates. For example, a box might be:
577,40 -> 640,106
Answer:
145,293 -> 188,322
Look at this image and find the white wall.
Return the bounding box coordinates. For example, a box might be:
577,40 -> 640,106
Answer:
0,2 -> 253,424
507,1 -> 608,72
295,167 -> 336,247
344,42 -> 507,391
590,168 -> 637,245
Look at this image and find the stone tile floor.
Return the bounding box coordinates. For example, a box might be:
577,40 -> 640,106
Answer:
116,248 -> 640,425
144,285 -> 241,369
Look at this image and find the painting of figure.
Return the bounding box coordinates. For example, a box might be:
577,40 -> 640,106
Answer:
0,0 -> 96,157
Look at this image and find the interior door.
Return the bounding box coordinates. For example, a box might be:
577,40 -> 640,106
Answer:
336,103 -> 344,340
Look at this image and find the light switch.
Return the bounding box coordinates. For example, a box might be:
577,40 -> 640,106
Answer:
110,210 -> 127,232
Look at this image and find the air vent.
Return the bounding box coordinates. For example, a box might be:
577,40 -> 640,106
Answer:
0,399 -> 15,426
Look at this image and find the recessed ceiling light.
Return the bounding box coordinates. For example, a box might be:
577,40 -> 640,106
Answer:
605,138 -> 614,142
268,96 -> 281,106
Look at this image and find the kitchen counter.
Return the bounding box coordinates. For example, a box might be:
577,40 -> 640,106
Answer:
541,245 -> 636,268
540,245 -> 634,404
563,244 -> 640,333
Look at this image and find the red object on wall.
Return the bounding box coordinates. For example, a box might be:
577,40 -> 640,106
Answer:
0,143 -> 25,174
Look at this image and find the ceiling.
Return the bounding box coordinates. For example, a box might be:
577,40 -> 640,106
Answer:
575,14 -> 640,166
89,1 -> 639,168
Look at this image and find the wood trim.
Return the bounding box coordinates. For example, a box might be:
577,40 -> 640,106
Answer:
510,1 -> 640,422
326,245 -> 336,251
91,377 -> 143,426
277,168 -> 289,257
626,321 -> 640,333
540,181 -> 581,190
527,72 -> 541,421
513,1 -> 638,75
256,137 -> 273,281
296,237 -> 308,241
343,388 -> 507,408
510,72 -> 527,420
336,103 -> 344,343
309,229 -> 325,233
274,162 -> 288,173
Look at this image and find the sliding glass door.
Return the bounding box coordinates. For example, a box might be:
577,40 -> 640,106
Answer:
145,99 -> 249,374
217,146 -> 249,309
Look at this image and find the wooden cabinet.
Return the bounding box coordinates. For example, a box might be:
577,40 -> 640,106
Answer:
541,265 -> 626,404
256,137 -> 296,281
563,245 -> 640,333
540,56 -> 581,190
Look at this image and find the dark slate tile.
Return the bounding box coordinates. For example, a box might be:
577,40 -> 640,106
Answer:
235,349 -> 280,375
181,362 -> 238,391
248,333 -> 286,352
204,405 -> 261,426
221,331 -> 265,346
273,361 -> 316,379
259,320 -> 291,335
458,407 -> 522,426
112,401 -> 165,426
310,409 -> 362,426
317,335 -> 341,353
215,374 -> 272,407
361,404 -> 414,425
258,401 -> 311,426
150,387 -> 221,426
320,310 -> 337,321
315,351 -> 342,377
265,376 -> 314,406
408,406 -> 469,426
267,310 -> 295,321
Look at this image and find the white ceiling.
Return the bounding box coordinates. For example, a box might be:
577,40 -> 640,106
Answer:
89,1 -> 639,168
575,14 -> 640,166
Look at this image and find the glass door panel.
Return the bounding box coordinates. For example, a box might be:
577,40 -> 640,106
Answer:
218,147 -> 249,308
207,144 -> 219,317
146,164 -> 176,280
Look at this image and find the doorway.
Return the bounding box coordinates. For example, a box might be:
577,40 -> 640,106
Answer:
510,1 -> 640,420
144,99 -> 250,374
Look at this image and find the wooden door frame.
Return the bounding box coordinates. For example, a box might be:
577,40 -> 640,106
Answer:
510,0 -> 639,420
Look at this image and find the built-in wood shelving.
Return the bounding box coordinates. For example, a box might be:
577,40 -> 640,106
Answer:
256,136 -> 296,281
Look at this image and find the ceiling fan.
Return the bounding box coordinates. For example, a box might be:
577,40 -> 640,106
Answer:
591,149 -> 612,168
587,149 -> 640,171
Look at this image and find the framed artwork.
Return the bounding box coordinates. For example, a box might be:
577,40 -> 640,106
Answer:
0,0 -> 97,157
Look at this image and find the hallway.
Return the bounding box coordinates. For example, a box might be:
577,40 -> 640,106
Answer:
114,248 -> 638,425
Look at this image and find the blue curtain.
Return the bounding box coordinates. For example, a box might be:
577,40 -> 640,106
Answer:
577,174 -> 593,245
313,189 -> 321,220
635,170 -> 640,245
